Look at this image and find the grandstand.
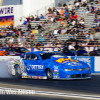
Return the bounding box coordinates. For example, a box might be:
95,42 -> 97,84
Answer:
0,0 -> 100,54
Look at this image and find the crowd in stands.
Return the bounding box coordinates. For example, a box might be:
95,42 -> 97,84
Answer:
0,0 -> 100,54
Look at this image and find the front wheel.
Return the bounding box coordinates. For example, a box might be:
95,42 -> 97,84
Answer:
46,69 -> 53,80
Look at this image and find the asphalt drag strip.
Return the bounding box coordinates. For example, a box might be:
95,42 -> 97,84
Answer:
0,87 -> 100,100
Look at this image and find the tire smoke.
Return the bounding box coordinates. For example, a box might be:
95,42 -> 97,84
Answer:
0,61 -> 13,78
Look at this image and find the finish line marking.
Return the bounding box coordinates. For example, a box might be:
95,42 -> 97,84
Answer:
0,87 -> 100,99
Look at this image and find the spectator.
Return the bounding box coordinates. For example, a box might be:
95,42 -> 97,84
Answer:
66,28 -> 70,34
57,28 -> 62,34
74,13 -> 78,19
35,16 -> 40,21
44,25 -> 49,30
63,20 -> 67,27
48,7 -> 52,13
35,27 -> 39,34
98,0 -> 100,4
72,20 -> 76,26
27,23 -> 31,30
75,1 -> 80,9
57,8 -> 61,14
18,20 -> 23,26
50,16 -> 54,23
80,20 -> 84,25
81,0 -> 87,7
95,26 -> 99,32
58,3 -> 62,7
56,42 -> 62,47
44,42 -> 53,47
64,6 -> 69,12
94,18 -> 98,23
84,9 -> 89,15
53,7 -> 56,12
45,14 -> 49,19
90,9 -> 95,14
30,15 -> 34,21
82,41 -> 88,46
40,14 -> 44,19
95,0 -> 99,4
74,0 -> 77,4
23,20 -> 27,25
90,33 -> 94,40
41,22 -> 45,27
86,6 -> 90,11
50,34 -> 54,41
53,10 -> 57,16
91,5 -> 94,10
64,10 -> 69,17
9,37 -> 14,44
35,46 -> 42,51
24,30 -> 29,36
53,28 -> 58,35
60,19 -> 64,25
82,24 -> 87,29
60,8 -> 64,16
68,4 -> 72,11
81,9 -> 86,15
68,42 -> 77,56
34,15 -> 37,19
32,28 -> 37,34
63,2 -> 67,7
39,35 -> 46,44
98,17 -> 100,23
91,27 -> 96,34
38,23 -> 42,29
61,28 -> 66,34
23,16 -> 30,23
97,8 -> 100,15
25,42 -> 31,48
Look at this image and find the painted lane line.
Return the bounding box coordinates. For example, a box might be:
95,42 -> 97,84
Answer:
36,91 -> 100,99
0,87 -> 100,99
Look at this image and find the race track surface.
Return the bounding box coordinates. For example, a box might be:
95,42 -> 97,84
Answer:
0,75 -> 100,100
0,95 -> 87,100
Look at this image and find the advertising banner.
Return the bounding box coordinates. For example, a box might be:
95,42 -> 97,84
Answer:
70,56 -> 100,74
0,5 -> 14,27
71,56 -> 95,73
94,57 -> 100,72
31,47 -> 97,53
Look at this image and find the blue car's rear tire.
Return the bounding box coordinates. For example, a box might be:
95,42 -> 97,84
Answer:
46,69 -> 53,80
14,64 -> 21,78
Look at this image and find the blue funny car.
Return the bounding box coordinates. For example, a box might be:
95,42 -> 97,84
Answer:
8,51 -> 91,79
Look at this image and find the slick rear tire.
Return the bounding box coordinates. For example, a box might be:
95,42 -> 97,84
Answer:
14,64 -> 21,78
46,69 -> 53,80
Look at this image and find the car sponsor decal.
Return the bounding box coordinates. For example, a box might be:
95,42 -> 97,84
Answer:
53,65 -> 59,72
53,72 -> 59,74
22,75 -> 47,79
28,65 -> 44,70
55,58 -> 79,63
53,75 -> 59,79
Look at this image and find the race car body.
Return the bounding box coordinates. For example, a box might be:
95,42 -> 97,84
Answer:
0,51 -> 9,56
8,51 -> 91,79
0,47 -> 29,56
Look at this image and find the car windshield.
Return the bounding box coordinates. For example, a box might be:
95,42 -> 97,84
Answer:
6,48 -> 14,52
39,52 -> 67,60
14,48 -> 29,52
